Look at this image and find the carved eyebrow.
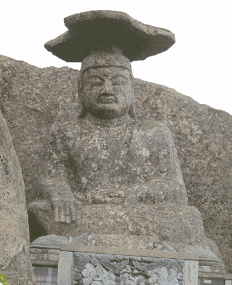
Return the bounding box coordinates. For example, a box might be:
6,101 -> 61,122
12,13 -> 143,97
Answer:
88,74 -> 102,79
111,75 -> 129,82
87,75 -> 104,80
111,75 -> 128,79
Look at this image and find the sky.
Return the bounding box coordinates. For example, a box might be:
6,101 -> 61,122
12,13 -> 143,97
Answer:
1,0 -> 232,114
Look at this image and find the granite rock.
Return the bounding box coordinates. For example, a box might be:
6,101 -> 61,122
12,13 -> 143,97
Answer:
0,54 -> 231,272
0,110 -> 35,284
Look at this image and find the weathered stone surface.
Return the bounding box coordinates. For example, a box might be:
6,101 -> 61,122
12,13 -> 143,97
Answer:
0,54 -> 231,272
0,110 -> 35,284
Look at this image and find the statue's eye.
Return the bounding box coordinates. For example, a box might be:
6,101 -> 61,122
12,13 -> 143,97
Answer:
88,76 -> 103,86
111,76 -> 128,85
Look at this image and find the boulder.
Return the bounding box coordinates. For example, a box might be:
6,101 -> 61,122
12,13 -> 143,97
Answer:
0,109 -> 35,284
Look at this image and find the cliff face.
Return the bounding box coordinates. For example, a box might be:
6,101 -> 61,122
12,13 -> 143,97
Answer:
0,54 -> 231,273
0,109 -> 35,283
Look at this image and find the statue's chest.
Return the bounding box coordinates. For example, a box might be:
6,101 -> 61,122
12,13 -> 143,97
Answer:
69,123 -> 160,186
70,127 -> 134,179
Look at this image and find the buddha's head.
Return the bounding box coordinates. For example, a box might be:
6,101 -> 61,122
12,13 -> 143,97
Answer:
45,11 -> 175,119
78,45 -> 135,119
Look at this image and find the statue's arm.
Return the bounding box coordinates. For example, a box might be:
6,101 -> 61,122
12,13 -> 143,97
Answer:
146,122 -> 188,205
39,122 -> 80,224
124,121 -> 188,206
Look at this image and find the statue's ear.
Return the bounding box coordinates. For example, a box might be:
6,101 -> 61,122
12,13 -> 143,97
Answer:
79,105 -> 87,118
78,75 -> 83,91
129,78 -> 136,118
128,100 -> 136,118
78,75 -> 87,118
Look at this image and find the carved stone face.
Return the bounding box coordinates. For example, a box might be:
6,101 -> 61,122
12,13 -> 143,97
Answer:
81,66 -> 133,119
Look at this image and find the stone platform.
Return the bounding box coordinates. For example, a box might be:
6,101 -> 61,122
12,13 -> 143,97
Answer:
30,242 -> 232,284
57,245 -> 198,285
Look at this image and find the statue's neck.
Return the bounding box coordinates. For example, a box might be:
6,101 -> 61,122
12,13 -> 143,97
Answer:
84,113 -> 134,127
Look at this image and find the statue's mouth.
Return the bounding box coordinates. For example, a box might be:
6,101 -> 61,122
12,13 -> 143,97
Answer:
97,94 -> 117,103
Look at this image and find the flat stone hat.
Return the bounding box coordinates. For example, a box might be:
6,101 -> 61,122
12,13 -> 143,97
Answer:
44,10 -> 175,62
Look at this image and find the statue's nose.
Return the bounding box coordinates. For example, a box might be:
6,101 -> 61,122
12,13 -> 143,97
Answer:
103,80 -> 114,94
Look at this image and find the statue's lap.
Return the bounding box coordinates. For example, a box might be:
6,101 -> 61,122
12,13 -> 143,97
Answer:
29,200 -> 224,276
28,201 -> 204,245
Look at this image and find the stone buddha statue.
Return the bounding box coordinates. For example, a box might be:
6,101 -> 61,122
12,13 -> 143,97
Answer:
39,47 -> 188,223
28,11 -> 225,275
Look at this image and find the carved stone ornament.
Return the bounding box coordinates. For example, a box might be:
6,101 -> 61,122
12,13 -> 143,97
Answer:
73,253 -> 184,285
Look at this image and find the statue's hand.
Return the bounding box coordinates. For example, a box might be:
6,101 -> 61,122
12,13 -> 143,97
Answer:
51,196 -> 80,224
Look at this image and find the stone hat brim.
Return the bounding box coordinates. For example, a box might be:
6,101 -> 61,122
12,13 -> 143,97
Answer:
44,10 -> 175,62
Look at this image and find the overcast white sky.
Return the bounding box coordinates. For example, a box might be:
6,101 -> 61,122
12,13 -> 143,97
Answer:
1,1 -> 232,114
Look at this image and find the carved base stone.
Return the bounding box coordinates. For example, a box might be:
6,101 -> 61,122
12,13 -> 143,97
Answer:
73,253 -> 184,285
57,246 -> 198,285
30,240 -> 232,284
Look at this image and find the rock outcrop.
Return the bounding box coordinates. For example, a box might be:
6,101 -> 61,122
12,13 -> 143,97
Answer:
0,54 -> 231,273
0,108 -> 35,284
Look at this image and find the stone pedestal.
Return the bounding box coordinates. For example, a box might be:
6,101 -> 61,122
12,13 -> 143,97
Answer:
30,243 -> 232,284
57,245 -> 198,285
198,274 -> 232,284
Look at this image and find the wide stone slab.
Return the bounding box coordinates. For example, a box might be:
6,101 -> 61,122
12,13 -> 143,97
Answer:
45,10 -> 175,62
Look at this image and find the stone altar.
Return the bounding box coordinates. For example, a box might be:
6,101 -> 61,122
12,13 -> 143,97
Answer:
25,10 -> 226,283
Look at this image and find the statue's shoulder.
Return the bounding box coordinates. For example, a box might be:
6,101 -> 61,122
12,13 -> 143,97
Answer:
134,119 -> 175,151
135,119 -> 171,136
50,119 -> 81,139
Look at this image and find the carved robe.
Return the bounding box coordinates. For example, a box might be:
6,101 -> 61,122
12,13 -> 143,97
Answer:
40,117 -> 188,206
